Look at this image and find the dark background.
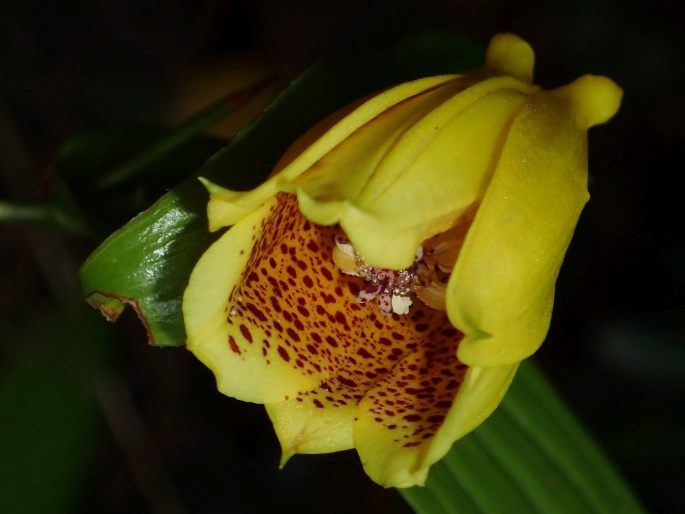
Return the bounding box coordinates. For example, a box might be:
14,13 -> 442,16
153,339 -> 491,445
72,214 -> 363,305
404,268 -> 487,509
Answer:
2,1 -> 684,513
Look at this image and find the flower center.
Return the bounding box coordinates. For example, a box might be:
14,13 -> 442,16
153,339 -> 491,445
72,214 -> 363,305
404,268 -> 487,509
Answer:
332,223 -> 470,315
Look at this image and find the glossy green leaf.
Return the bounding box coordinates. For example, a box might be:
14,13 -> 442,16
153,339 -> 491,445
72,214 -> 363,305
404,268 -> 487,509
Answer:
399,360 -> 645,514
79,32 -> 484,346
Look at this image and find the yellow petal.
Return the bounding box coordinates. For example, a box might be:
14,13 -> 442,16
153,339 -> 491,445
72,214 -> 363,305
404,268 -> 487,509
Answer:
448,85 -> 601,367
355,363 -> 518,487
184,196 -> 325,402
203,75 -> 458,231
288,77 -> 533,271
265,393 -> 357,456
338,80 -> 532,269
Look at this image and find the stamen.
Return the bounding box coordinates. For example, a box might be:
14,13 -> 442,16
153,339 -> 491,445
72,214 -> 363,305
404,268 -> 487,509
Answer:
334,233 -> 422,316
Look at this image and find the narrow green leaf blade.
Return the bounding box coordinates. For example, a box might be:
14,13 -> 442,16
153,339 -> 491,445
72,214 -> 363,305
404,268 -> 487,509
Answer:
0,304 -> 110,514
399,360 -> 645,514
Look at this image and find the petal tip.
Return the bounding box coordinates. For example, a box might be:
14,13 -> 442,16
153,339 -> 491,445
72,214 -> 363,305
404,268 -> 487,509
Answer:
279,451 -> 293,469
485,33 -> 535,83
557,74 -> 623,129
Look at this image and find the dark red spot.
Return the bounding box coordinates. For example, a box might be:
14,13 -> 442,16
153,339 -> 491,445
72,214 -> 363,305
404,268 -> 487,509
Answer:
269,257 -> 277,268
277,346 -> 291,362
335,312 -> 347,325
246,303 -> 267,322
303,275 -> 314,288
270,297 -> 282,313
239,325 -> 253,343
357,348 -> 373,359
325,336 -> 338,348
286,328 -> 301,342
348,282 -> 361,295
415,323 -> 429,332
404,414 -> 422,422
228,336 -> 241,355
297,305 -> 310,317
307,240 -> 319,251
337,376 -> 357,388
286,266 -> 297,278
427,415 -> 445,423
321,268 -> 333,281
443,328 -> 458,337
313,399 -> 324,409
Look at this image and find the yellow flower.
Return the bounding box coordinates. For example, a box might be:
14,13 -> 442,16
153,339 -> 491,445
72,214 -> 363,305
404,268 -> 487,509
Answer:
182,33 -> 622,487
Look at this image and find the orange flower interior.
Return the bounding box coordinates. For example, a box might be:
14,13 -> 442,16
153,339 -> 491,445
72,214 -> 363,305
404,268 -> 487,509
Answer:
224,192 -> 468,450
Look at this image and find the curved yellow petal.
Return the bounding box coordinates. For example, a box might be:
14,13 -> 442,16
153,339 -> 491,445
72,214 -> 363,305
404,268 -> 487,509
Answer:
340,82 -> 531,269
355,361 -> 517,488
286,76 -> 533,270
204,75 -> 458,230
184,196 -> 322,402
266,396 -> 357,456
448,88 -> 593,367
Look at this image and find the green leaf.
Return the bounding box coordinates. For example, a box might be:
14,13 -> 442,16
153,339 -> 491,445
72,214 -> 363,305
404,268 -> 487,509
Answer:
78,32 -> 484,346
56,127 -> 226,235
0,304 -> 110,514
399,360 -> 645,514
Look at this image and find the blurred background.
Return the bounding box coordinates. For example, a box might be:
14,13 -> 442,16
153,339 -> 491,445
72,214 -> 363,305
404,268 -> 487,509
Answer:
1,0 -> 684,512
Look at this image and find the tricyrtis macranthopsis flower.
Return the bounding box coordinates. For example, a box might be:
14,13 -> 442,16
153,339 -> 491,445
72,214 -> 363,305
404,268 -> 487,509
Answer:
182,33 -> 622,487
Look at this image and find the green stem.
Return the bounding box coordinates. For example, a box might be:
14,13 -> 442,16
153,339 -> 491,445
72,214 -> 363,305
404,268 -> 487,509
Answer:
0,199 -> 48,225
91,75 -> 278,191
0,198 -> 93,237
